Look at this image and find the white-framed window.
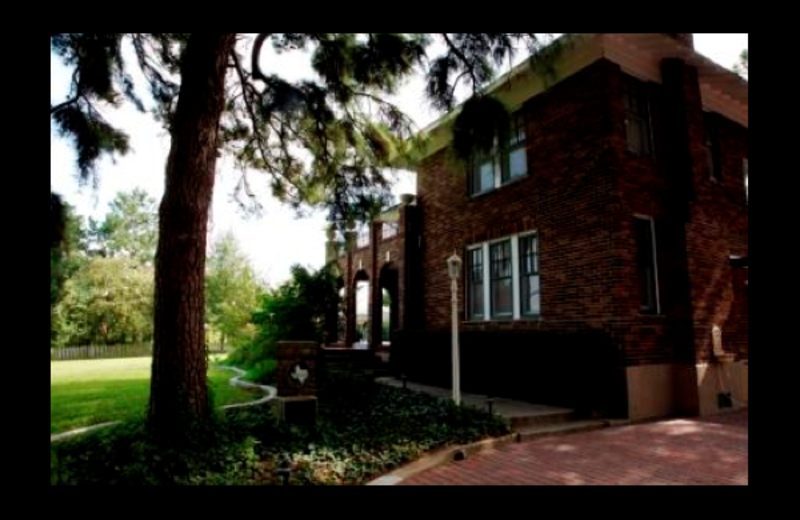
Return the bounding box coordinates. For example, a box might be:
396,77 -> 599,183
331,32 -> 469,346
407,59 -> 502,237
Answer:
743,158 -> 748,202
518,233 -> 541,316
633,215 -> 660,314
466,246 -> 485,320
382,221 -> 399,240
469,112 -> 528,195
466,231 -> 539,321
489,239 -> 514,318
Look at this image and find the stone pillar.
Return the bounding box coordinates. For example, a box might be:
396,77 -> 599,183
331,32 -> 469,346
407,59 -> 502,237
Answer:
273,341 -> 318,426
324,225 -> 340,345
344,226 -> 356,348
401,202 -> 420,331
397,205 -> 408,331
658,59 -> 700,402
370,220 -> 381,350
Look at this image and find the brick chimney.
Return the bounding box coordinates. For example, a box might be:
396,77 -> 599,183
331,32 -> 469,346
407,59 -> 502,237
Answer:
663,33 -> 694,49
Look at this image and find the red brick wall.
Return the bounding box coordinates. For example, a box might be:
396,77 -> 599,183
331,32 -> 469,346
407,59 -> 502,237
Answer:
600,58 -> 748,366
724,266 -> 748,360
416,57 -> 748,368
602,60 -> 692,366
418,59 -> 622,333
684,112 -> 749,363
601,59 -> 747,366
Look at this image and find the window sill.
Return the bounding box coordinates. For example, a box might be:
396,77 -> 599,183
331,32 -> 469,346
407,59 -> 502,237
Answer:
491,315 -> 515,321
464,318 -> 486,323
463,316 -> 542,324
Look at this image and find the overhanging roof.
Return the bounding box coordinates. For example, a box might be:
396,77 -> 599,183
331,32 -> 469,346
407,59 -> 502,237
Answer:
416,33 -> 748,160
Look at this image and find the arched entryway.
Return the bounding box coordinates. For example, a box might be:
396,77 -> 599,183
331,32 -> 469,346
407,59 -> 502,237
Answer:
352,270 -> 370,349
377,262 -> 400,349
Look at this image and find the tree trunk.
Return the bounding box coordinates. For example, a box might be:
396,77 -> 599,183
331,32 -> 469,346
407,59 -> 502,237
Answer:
148,33 -> 236,438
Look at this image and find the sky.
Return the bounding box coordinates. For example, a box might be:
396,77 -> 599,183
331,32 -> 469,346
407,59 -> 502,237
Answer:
50,33 -> 747,287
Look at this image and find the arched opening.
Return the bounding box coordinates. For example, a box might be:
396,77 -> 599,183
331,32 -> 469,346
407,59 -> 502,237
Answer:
381,288 -> 391,346
379,263 -> 400,349
353,270 -> 370,349
337,286 -> 346,343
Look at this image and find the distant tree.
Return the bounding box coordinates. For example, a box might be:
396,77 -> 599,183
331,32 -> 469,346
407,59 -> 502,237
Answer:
51,198 -> 86,307
734,49 -> 748,78
86,189 -> 158,264
54,257 -> 154,346
51,198 -> 88,348
228,263 -> 339,382
205,231 -> 263,350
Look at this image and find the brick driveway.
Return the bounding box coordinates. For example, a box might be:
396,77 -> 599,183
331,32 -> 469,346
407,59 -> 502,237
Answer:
400,409 -> 748,485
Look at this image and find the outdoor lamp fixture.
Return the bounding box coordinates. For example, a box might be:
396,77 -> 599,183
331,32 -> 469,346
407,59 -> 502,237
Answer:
447,251 -> 462,406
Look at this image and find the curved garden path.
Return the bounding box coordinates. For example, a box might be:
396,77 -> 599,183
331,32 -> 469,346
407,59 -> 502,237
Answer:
50,366 -> 276,443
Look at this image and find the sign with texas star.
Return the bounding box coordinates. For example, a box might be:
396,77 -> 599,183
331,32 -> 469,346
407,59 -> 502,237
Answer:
290,362 -> 309,386
276,341 -> 317,397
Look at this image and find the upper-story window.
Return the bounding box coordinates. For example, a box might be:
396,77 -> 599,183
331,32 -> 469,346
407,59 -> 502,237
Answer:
469,112 -> 528,196
704,112 -> 722,182
624,75 -> 655,158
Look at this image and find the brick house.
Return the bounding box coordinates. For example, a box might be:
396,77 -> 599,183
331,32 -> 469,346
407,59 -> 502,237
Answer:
328,33 -> 748,421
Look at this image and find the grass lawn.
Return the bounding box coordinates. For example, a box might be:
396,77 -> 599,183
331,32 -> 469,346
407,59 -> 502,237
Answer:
51,356 -> 259,434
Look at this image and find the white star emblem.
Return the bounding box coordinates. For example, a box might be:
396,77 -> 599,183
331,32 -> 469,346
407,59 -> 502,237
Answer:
290,364 -> 309,385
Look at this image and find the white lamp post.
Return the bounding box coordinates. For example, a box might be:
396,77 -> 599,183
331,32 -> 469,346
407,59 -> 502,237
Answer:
447,250 -> 463,406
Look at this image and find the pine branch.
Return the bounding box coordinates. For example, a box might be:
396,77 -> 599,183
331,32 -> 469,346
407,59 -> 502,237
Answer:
230,48 -> 306,201
441,33 -> 479,94
51,96 -> 80,115
250,33 -> 272,82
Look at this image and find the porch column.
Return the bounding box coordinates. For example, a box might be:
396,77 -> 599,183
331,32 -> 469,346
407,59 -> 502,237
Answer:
370,220 -> 381,349
344,229 -> 356,349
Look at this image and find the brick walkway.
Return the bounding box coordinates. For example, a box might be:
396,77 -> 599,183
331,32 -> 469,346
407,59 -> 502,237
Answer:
400,409 -> 748,485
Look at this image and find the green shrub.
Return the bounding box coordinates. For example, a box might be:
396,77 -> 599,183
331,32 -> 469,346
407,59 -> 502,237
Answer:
227,263 -> 339,384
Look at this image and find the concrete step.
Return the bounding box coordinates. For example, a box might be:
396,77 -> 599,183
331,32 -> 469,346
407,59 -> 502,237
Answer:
507,409 -> 575,430
514,419 -> 613,442
321,349 -> 375,357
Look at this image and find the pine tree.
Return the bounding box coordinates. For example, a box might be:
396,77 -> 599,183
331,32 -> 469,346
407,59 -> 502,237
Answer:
50,33 -> 549,439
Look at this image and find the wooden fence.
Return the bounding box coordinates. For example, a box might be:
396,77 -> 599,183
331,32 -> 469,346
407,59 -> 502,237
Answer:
50,343 -> 152,361
50,343 -> 228,361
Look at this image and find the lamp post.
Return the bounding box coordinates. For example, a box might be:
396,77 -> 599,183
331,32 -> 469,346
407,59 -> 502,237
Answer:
447,251 -> 462,406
